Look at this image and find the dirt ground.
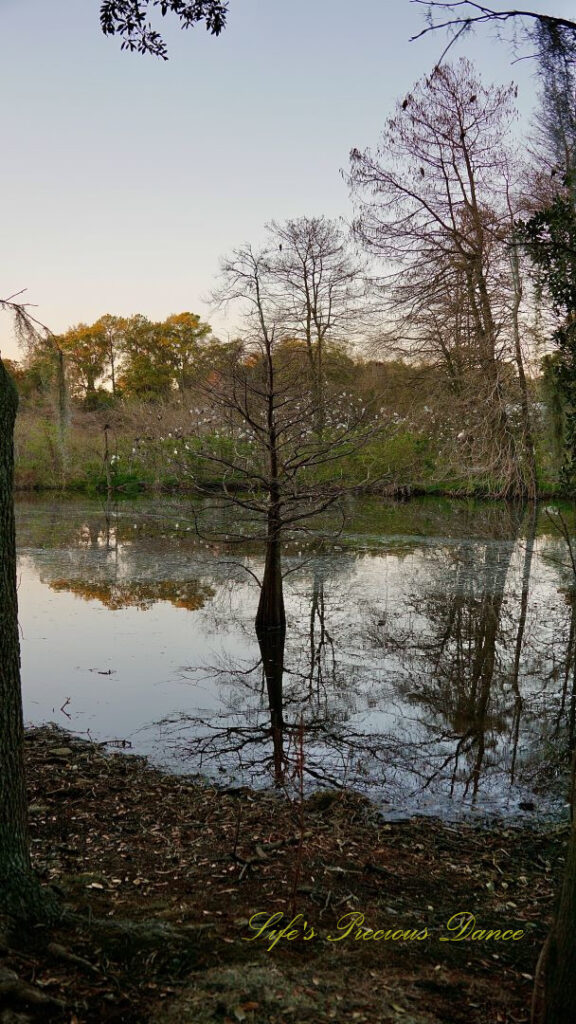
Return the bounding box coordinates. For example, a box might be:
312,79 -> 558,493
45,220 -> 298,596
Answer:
0,726 -> 568,1024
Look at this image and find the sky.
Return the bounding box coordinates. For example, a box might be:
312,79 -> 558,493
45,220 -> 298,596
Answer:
1,0 -> 573,359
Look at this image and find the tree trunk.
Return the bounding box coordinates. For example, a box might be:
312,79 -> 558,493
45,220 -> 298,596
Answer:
532,818 -> 576,1024
256,331 -> 286,634
54,346 -> 69,488
0,360 -> 37,919
509,237 -> 538,499
255,506 -> 285,633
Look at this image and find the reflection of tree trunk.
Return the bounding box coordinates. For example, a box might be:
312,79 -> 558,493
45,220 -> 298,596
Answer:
0,361 -> 37,918
569,653 -> 576,752
308,571 -> 335,697
256,623 -> 286,786
472,625 -> 493,793
510,505 -> 538,782
440,530 -> 517,802
533,542 -> 576,1023
555,601 -> 576,742
468,535 -> 518,796
466,584 -> 501,802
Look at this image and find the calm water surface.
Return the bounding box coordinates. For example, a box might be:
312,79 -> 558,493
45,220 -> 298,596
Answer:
15,495 -> 576,821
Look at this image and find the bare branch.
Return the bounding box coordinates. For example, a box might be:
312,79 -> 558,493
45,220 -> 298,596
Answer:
410,1 -> 576,61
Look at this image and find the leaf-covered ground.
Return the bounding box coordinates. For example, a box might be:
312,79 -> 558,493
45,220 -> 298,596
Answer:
0,726 -> 567,1023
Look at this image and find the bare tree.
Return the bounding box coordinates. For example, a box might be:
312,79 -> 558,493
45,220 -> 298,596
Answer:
349,59 -> 536,496
266,216 -> 372,430
157,243 -> 383,636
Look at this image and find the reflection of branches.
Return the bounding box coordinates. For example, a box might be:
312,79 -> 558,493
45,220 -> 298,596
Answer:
160,710 -> 347,790
545,509 -> 576,579
362,525 -> 552,805
41,497 -> 569,814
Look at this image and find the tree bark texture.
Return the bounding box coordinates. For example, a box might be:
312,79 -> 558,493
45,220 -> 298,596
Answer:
532,819 -> 576,1024
255,332 -> 286,635
0,360 -> 36,917
255,509 -> 285,633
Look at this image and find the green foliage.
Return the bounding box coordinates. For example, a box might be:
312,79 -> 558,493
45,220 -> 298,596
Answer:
518,190 -> 576,491
116,313 -> 215,399
14,416 -> 72,490
347,432 -> 434,486
20,310 -> 217,404
57,322 -> 110,398
83,387 -> 117,411
100,0 -> 228,59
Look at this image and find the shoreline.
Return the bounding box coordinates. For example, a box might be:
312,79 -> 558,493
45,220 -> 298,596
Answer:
4,722 -> 566,1022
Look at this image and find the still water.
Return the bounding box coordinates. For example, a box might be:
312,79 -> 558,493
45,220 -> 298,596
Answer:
16,495 -> 576,820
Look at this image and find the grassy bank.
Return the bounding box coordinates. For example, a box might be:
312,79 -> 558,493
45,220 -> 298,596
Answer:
14,406 -> 561,499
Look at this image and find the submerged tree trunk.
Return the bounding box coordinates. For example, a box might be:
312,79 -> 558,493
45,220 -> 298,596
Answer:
0,360 -> 36,918
255,500 -> 285,633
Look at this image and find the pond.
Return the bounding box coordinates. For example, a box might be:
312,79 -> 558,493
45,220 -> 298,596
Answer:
16,494 -> 576,821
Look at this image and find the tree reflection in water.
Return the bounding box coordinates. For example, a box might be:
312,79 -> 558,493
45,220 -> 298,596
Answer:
158,504 -> 576,816
48,578 -> 213,611
17,497 -> 576,816
159,558 -> 395,795
382,507 -> 530,803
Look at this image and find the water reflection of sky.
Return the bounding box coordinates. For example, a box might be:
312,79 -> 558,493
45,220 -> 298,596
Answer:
16,498 -> 576,821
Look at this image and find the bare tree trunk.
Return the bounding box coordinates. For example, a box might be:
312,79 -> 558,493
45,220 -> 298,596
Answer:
54,346 -> 69,488
509,236 -> 538,499
255,319 -> 286,634
255,500 -> 285,633
0,360 -> 37,920
532,820 -> 576,1024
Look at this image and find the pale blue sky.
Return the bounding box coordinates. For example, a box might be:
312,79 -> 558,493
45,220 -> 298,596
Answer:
1,0 -> 572,358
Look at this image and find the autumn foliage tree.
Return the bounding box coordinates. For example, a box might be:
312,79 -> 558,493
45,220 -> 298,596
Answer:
111,312 -> 214,399
56,322 -> 110,400
160,312 -> 213,394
